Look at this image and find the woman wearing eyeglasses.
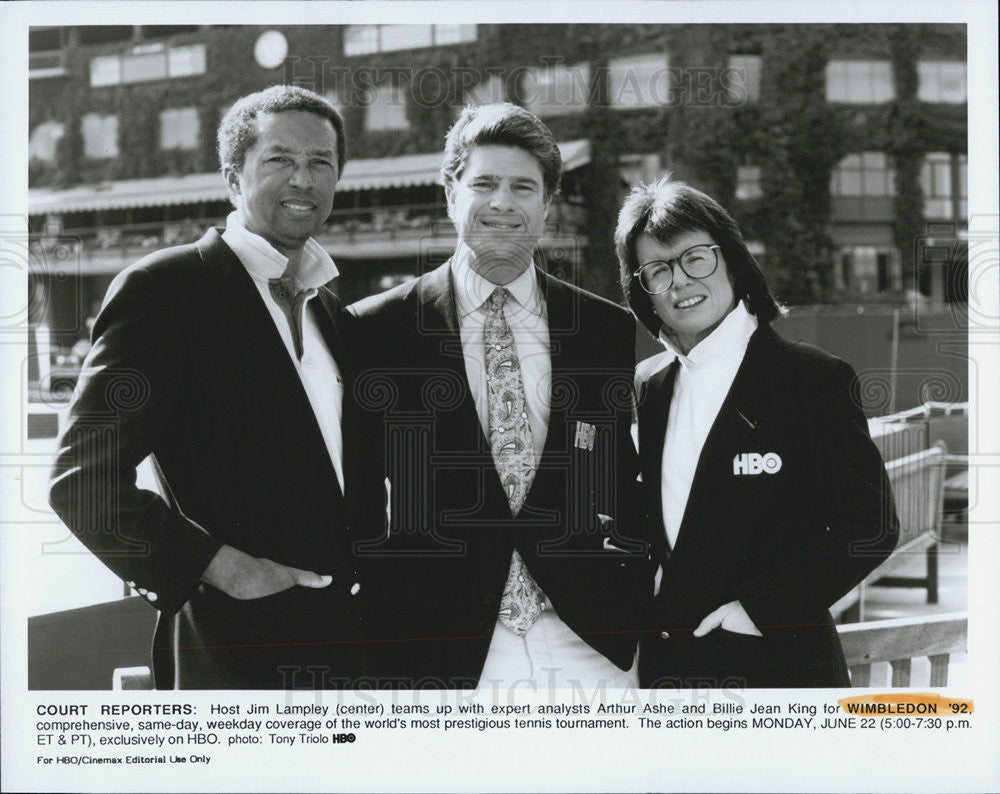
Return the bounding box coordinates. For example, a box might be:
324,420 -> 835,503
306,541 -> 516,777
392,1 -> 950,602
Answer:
617,177 -> 899,688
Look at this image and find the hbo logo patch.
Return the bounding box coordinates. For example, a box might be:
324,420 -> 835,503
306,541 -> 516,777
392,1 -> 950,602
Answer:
732,452 -> 782,476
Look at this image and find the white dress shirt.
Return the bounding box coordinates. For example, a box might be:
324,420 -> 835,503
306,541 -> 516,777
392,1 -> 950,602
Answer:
646,301 -> 758,557
222,212 -> 346,492
451,256 -> 637,690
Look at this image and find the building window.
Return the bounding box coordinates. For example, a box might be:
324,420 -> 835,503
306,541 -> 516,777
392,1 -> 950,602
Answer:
726,54 -> 762,103
29,49 -> 67,79
921,152 -> 953,219
830,152 -> 896,197
735,164 -> 763,200
344,24 -> 476,56
838,246 -> 901,293
160,107 -> 200,151
433,24 -> 477,46
90,55 -> 122,87
29,121 -> 65,163
825,60 -> 894,103
167,44 -> 207,78
365,83 -> 409,131
88,43 -> 206,87
123,47 -> 168,83
29,29 -> 67,79
957,154 -> 967,219
344,26 -> 379,56
82,113 -> 118,159
607,53 -> 670,109
917,60 -> 967,103
460,74 -> 505,109
921,152 -> 968,219
522,62 -> 591,118
380,25 -> 433,52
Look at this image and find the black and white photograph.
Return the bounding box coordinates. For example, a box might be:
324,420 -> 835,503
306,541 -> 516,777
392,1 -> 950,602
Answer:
2,2 -> 997,792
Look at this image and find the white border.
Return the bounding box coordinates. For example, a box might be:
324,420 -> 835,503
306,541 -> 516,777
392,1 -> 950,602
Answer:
2,3 -> 998,792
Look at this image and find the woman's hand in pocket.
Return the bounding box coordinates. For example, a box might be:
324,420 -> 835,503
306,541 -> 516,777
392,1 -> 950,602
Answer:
693,600 -> 762,637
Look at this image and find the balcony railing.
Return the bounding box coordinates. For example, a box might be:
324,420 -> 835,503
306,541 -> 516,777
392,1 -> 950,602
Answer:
29,50 -> 67,78
34,199 -> 586,274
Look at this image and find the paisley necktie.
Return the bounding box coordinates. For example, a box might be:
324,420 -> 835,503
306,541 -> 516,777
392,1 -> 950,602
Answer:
484,287 -> 545,636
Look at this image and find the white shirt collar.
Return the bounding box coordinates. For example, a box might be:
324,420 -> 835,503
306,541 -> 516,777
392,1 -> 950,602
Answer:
451,254 -> 545,319
222,211 -> 339,289
658,300 -> 758,370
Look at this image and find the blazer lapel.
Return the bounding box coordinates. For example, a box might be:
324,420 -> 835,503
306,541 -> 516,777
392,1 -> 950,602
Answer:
196,229 -> 345,498
197,229 -> 302,375
639,360 -> 678,562
536,272 -> 577,463
312,286 -> 348,374
415,260 -> 461,334
415,260 -> 491,443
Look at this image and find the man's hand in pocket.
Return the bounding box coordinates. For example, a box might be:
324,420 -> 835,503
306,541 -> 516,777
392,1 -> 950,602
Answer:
201,544 -> 332,599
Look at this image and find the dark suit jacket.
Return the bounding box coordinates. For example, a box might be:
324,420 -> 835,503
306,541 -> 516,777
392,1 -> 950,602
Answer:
636,325 -> 899,688
344,261 -> 654,687
49,229 -> 380,689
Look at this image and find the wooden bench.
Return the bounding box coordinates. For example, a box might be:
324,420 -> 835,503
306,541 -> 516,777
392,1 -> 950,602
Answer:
838,611 -> 967,687
871,442 -> 947,597
832,442 -> 946,621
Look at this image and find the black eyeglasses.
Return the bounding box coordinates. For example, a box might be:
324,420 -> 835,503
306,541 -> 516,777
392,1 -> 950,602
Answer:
633,244 -> 721,295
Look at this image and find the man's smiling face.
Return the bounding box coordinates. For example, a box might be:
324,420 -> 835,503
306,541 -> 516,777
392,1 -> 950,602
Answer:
225,110 -> 339,258
446,144 -> 551,284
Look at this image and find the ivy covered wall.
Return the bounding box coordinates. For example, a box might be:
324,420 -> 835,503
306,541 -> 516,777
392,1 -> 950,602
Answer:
29,22 -> 967,303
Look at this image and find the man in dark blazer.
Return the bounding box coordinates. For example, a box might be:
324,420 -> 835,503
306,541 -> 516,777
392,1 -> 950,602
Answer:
49,86 -> 379,689
346,103 -> 652,689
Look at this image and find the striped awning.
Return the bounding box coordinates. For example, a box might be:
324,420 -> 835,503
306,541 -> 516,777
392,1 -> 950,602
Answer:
28,139 -> 591,216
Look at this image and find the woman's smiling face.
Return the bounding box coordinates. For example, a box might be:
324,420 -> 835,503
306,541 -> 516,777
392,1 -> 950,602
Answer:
638,230 -> 737,354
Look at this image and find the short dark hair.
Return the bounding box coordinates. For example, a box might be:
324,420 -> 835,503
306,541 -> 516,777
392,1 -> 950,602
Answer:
441,102 -> 562,198
615,176 -> 784,337
217,84 -> 347,175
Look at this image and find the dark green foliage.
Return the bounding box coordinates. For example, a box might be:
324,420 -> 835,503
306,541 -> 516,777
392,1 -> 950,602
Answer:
28,23 -> 967,304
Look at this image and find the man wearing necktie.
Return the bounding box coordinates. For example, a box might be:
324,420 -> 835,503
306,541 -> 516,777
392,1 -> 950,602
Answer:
346,103 -> 653,689
49,86 -> 380,688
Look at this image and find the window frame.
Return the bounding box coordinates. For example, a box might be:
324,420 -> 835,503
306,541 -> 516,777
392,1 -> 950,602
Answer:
522,61 -> 592,119
606,52 -> 671,109
830,151 -> 897,197
825,59 -> 894,104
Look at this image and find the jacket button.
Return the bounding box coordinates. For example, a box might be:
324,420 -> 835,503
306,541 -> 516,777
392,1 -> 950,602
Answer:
350,583 -> 361,596
660,631 -> 670,640
147,592 -> 158,602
